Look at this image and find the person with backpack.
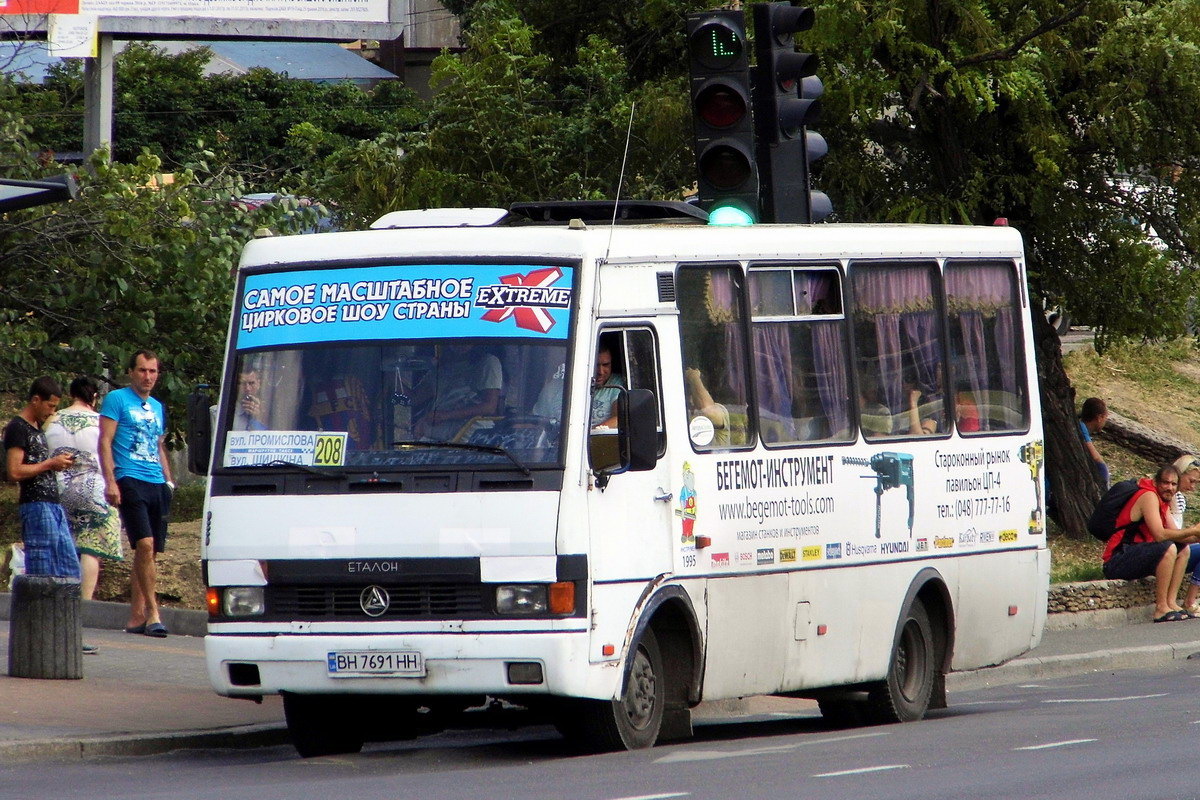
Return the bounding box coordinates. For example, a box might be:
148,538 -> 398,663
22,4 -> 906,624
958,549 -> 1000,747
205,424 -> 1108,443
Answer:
1101,465 -> 1198,622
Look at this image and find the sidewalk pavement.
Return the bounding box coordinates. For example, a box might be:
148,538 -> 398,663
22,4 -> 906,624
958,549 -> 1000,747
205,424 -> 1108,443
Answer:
4,596 -> 1200,763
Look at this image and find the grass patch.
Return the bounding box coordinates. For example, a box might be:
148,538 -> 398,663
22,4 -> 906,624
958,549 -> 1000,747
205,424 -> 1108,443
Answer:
1049,532 -> 1105,583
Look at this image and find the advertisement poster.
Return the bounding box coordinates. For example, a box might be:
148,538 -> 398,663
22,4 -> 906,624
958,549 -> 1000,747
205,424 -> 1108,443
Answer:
235,263 -> 576,350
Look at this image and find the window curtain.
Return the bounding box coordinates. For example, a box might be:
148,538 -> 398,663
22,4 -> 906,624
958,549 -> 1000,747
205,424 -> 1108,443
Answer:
854,266 -> 937,413
946,263 -> 1019,431
706,269 -> 750,410
812,320 -> 849,436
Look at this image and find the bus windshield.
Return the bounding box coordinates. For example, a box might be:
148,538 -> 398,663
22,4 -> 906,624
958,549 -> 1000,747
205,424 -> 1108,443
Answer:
220,340 -> 569,470
219,261 -> 577,471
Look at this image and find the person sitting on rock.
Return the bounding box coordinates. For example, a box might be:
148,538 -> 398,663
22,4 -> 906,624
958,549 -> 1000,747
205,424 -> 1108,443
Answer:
1101,464 -> 1198,623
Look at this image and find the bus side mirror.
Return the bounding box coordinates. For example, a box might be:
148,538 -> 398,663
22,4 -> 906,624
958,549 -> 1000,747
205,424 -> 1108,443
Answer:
588,388 -> 658,478
187,385 -> 214,476
624,388 -> 658,471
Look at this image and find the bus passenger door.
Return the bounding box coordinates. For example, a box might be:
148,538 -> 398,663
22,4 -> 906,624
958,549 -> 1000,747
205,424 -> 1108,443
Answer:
585,326 -> 673,584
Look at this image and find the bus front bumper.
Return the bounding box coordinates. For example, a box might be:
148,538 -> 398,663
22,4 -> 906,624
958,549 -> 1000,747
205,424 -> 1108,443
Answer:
205,630 -> 613,700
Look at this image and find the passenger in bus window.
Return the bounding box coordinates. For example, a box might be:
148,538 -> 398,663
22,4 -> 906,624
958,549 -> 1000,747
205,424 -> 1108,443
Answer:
413,345 -> 503,441
955,383 -> 981,433
905,376 -> 940,435
232,364 -> 268,431
858,378 -> 892,438
684,367 -> 731,446
590,345 -> 625,429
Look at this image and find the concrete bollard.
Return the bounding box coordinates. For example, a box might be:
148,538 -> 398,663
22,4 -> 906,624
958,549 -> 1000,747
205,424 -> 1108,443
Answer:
7,574 -> 82,680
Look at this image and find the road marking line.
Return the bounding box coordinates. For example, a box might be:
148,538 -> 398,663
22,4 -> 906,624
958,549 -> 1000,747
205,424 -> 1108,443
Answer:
1042,693 -> 1168,704
654,731 -> 888,764
1014,739 -> 1097,751
608,794 -> 689,800
813,765 -> 909,778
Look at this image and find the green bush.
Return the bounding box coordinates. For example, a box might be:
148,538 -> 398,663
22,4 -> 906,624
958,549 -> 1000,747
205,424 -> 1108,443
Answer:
171,481 -> 205,522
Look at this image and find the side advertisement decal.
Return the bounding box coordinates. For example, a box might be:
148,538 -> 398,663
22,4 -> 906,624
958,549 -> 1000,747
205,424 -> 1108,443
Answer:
675,439 -> 1045,573
236,264 -> 575,349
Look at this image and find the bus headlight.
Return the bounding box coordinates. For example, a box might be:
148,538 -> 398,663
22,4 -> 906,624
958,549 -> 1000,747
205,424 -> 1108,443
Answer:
223,586 -> 265,617
495,585 -> 548,614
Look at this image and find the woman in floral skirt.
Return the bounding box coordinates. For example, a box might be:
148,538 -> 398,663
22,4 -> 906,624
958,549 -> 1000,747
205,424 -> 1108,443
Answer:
44,376 -> 123,600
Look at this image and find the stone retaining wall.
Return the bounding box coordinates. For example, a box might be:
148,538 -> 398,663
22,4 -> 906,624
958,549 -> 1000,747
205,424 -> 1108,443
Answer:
1048,579 -> 1156,614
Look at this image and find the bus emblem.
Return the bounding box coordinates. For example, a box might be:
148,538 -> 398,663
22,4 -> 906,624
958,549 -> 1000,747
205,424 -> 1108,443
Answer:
360,585 -> 391,617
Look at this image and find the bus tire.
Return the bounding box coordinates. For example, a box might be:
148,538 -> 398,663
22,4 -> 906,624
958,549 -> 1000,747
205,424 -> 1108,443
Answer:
867,600 -> 936,724
558,628 -> 665,751
282,693 -> 366,758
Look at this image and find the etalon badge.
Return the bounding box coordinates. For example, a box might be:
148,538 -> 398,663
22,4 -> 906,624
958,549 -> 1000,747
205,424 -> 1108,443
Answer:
359,585 -> 390,617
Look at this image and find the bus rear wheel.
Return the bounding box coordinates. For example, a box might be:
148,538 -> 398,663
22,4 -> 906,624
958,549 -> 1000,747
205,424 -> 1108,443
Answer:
282,693 -> 366,758
557,628 -> 665,751
868,600 -> 936,724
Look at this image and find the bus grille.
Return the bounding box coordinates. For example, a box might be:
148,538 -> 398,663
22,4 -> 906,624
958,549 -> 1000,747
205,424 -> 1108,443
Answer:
267,584 -> 487,620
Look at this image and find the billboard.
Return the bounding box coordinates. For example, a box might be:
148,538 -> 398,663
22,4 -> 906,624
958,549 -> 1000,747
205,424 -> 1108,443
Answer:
0,0 -> 80,13
0,0 -> 388,21
76,0 -> 389,22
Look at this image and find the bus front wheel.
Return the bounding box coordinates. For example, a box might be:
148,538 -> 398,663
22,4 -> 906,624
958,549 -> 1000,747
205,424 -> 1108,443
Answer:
868,600 -> 936,723
557,628 -> 665,751
282,693 -> 366,758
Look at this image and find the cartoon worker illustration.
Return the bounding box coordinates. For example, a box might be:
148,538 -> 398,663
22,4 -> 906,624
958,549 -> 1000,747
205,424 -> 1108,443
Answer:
676,461 -> 697,545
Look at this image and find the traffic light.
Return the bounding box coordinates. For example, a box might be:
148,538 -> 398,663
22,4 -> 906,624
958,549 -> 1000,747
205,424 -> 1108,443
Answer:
687,10 -> 759,224
751,2 -> 832,223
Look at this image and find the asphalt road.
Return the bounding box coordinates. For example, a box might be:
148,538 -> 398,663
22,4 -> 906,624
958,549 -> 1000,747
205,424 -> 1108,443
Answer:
4,658 -> 1199,800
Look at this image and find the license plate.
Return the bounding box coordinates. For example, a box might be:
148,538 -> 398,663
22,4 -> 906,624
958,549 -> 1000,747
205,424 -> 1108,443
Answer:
326,650 -> 425,677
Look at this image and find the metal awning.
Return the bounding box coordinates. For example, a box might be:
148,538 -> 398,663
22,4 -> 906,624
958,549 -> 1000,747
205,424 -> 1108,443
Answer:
0,174 -> 77,213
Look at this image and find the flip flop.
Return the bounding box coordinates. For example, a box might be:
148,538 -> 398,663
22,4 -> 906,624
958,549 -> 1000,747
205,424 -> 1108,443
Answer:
144,622 -> 169,638
124,624 -> 146,634
1153,611 -> 1187,623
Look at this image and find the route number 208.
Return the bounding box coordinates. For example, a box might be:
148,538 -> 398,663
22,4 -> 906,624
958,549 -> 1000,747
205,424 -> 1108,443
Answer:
314,433 -> 347,466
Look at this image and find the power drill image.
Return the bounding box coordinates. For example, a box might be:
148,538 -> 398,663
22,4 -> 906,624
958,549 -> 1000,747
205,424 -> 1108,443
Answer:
1018,439 -> 1045,535
843,452 -> 915,538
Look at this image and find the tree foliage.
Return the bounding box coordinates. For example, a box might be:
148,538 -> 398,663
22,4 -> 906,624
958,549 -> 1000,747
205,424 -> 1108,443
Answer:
812,0 -> 1200,347
303,6 -> 695,228
11,42 -> 424,177
0,83 -> 324,439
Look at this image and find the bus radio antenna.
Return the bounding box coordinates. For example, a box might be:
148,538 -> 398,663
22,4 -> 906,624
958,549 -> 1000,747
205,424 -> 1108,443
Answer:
842,453 -> 915,539
604,101 -> 637,264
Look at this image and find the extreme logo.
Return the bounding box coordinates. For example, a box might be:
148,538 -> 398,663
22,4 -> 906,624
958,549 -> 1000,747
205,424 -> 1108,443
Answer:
477,267 -> 571,333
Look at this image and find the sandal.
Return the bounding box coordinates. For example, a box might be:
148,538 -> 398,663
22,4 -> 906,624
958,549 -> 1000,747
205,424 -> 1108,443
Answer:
1154,611 -> 1188,623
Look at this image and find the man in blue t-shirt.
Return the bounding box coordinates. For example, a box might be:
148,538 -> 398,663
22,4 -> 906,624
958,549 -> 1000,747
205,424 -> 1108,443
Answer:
99,350 -> 174,638
1079,396 -> 1110,489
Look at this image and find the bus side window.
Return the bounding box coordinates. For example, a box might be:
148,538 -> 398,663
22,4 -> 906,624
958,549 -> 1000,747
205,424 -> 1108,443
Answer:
749,266 -> 853,445
945,260 -> 1029,433
676,265 -> 755,451
851,261 -> 947,439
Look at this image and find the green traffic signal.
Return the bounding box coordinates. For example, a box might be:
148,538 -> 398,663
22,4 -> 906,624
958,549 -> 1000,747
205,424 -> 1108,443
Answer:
708,202 -> 756,226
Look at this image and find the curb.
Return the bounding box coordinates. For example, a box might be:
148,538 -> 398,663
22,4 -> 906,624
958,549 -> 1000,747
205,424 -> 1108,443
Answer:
0,723 -> 289,764
947,639 -> 1200,692
0,594 -> 208,637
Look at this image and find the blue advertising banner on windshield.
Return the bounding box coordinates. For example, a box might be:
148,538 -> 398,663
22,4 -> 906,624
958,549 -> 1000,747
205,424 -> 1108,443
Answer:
235,263 -> 575,350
